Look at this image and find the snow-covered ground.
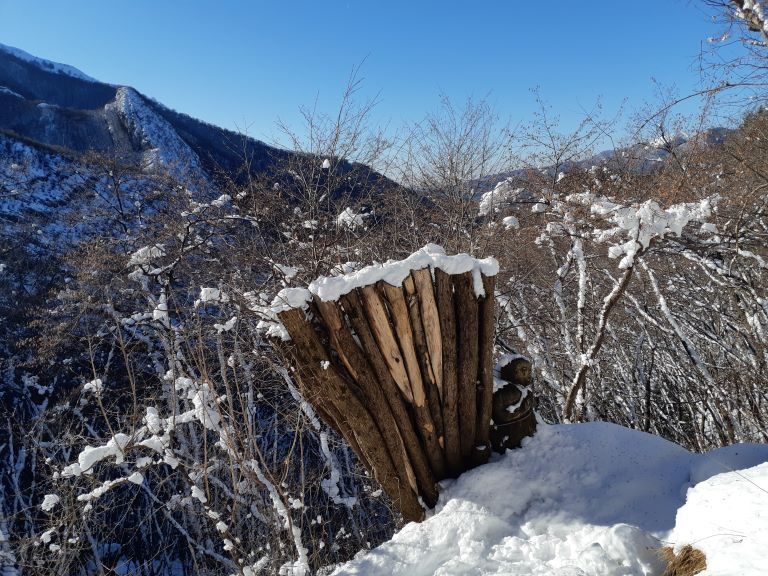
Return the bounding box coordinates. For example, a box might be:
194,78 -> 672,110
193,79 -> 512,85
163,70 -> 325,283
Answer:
333,422 -> 768,576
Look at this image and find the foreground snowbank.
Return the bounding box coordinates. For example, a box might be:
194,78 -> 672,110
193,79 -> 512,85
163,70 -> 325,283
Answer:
333,423 -> 768,576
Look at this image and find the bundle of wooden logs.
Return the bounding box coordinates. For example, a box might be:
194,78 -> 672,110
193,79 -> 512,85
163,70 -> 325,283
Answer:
271,251 -> 535,521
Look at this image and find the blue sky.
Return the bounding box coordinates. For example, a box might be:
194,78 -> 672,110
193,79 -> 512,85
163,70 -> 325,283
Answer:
0,1 -> 724,146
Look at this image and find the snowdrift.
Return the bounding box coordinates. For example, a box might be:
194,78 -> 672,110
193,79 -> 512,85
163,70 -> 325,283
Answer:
333,422 -> 768,576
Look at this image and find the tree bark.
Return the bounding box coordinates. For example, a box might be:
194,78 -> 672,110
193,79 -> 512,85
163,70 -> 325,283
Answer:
339,291 -> 439,506
434,268 -> 462,476
453,272 -> 480,461
358,285 -> 414,403
411,268 -> 443,399
376,282 -> 446,480
314,297 -> 419,496
277,308 -> 424,521
402,275 -> 445,450
474,273 -> 496,465
377,282 -> 428,410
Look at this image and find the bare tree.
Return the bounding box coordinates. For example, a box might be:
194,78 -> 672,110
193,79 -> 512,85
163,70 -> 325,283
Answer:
398,96 -> 511,255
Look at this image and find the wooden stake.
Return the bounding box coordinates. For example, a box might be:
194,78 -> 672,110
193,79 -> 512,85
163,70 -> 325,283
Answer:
314,297 -> 419,496
377,282 -> 427,409
402,275 -> 445,450
474,273 -> 496,466
453,272 -> 479,461
359,285 -> 414,404
434,268 -> 462,476
373,283 -> 446,480
411,268 -> 443,398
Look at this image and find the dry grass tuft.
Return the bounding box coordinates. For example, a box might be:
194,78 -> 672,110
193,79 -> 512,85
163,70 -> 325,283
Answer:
659,545 -> 707,576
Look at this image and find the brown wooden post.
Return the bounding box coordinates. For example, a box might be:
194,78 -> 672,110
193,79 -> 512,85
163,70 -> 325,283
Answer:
358,286 -> 414,403
266,250 -> 530,521
411,268 -> 443,398
401,275 -> 445,452
315,298 -> 419,497
474,273 -> 496,465
373,282 -> 446,480
377,282 -> 429,411
434,268 -> 462,476
453,272 -> 480,462
271,339 -> 367,464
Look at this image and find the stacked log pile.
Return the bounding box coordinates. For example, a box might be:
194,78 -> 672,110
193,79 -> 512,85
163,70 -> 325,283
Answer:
266,247 -> 530,521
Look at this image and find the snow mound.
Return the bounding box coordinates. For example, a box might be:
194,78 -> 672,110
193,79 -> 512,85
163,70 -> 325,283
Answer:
256,244 -> 499,341
308,243 -> 498,303
0,42 -> 97,82
333,422 -> 768,576
670,459 -> 768,576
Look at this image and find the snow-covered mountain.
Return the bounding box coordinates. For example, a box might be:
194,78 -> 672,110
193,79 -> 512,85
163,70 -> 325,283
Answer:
0,42 -> 287,187
0,43 -> 97,83
0,133 -> 173,248
586,127 -> 733,173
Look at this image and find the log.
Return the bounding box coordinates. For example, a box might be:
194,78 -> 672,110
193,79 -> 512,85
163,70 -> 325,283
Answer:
322,394 -> 371,471
358,285 -> 414,404
377,282 -> 427,409
268,250 -> 512,518
339,291 -> 439,505
276,324 -> 367,464
474,273 -> 496,465
272,339 -> 350,444
278,308 -> 424,521
453,272 -> 479,461
411,268 -> 443,398
401,275 -> 445,448
434,268 -> 462,476
373,283 -> 446,480
314,297 -> 419,497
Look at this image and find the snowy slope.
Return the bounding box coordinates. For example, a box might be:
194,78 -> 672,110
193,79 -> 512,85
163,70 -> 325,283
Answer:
334,423 -> 768,576
0,86 -> 22,98
0,134 -> 173,248
670,458 -> 768,576
0,42 -> 97,83
0,135 -> 89,246
107,87 -> 207,184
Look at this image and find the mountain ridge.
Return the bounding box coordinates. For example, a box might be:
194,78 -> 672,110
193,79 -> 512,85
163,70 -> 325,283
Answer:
0,42 -> 98,83
0,43 -> 287,186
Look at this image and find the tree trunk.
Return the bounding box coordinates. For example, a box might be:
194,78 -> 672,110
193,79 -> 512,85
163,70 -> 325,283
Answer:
474,274 -> 496,465
339,291 -> 439,505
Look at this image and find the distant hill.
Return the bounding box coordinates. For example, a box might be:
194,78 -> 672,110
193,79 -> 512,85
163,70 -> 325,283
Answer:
477,127 -> 733,194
